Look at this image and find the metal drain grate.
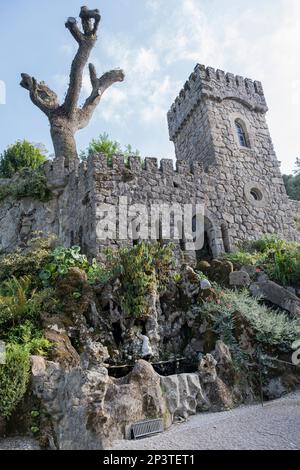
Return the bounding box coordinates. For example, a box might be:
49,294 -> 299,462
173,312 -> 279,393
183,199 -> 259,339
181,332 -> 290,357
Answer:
131,418 -> 164,440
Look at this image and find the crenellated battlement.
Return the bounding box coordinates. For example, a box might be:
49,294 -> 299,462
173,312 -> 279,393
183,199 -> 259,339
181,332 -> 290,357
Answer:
167,64 -> 268,140
88,153 -> 207,179
43,155 -> 81,188
42,153 -> 206,192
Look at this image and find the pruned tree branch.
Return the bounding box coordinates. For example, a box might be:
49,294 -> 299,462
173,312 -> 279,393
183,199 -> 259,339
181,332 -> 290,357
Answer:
89,63 -> 98,88
63,7 -> 101,116
20,73 -> 59,115
65,17 -> 84,44
77,65 -> 125,129
80,6 -> 101,36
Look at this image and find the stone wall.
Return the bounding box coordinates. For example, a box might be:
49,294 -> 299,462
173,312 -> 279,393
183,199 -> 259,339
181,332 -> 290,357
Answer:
170,99 -> 215,166
0,184 -> 58,253
0,157 -> 96,257
289,199 -> 300,218
0,150 -> 298,259
91,152 -> 298,258
30,346 -> 251,450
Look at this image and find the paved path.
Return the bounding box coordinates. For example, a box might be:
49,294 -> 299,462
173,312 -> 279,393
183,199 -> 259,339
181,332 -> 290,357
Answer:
112,391 -> 300,450
1,392 -> 299,450
0,437 -> 40,450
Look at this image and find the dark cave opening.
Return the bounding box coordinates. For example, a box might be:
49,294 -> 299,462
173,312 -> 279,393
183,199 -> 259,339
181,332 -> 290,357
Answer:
107,357 -> 198,378
196,231 -> 213,261
135,319 -> 147,335
107,322 -> 198,379
112,322 -> 123,347
181,322 -> 193,349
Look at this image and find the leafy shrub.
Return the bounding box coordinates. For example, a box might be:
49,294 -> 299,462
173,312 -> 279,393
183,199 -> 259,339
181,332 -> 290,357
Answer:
115,242 -> 173,317
262,241 -> 300,286
283,158 -> 300,200
5,320 -> 50,356
172,272 -> 182,284
99,242 -> 175,318
196,270 -> 209,281
224,236 -> 300,285
39,245 -> 116,287
283,175 -> 300,201
0,140 -> 46,179
0,343 -> 30,419
252,235 -> 284,253
223,250 -> 259,268
0,264 -> 53,421
0,168 -> 51,202
86,259 -> 105,285
201,288 -> 300,353
39,246 -> 90,285
0,277 -> 56,331
80,132 -> 140,164
0,235 -> 53,282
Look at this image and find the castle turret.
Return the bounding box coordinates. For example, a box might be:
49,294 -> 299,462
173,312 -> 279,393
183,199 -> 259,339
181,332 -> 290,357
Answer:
167,64 -> 271,168
167,64 -> 298,243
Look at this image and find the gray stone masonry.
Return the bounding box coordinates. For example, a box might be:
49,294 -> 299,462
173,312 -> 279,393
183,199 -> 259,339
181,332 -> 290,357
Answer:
290,199 -> 300,222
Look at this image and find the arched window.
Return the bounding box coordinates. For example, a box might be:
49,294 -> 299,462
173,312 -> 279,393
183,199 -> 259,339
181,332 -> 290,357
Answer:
235,120 -> 249,148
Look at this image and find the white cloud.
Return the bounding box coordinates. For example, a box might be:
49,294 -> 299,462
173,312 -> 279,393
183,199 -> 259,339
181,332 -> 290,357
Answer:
218,0 -> 300,173
291,80 -> 300,106
53,74 -> 69,90
141,0 -> 300,171
82,72 -> 92,97
60,43 -> 76,56
91,35 -> 164,125
146,0 -> 223,67
141,76 -> 180,123
134,48 -> 160,77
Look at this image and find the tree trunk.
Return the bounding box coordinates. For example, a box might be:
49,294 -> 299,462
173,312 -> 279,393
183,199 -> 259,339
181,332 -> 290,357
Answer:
50,119 -> 78,168
0,416 -> 6,437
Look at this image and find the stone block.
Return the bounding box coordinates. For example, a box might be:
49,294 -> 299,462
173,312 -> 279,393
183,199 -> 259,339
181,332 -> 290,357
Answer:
250,280 -> 300,316
229,270 -> 251,287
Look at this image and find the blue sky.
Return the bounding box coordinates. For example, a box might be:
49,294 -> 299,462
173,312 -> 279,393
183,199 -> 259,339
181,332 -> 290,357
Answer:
0,0 -> 299,173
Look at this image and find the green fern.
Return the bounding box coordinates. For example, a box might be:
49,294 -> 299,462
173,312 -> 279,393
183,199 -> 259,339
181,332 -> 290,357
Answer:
0,276 -> 34,326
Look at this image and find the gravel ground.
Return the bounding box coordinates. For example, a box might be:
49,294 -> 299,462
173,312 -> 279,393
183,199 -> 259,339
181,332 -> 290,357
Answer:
0,437 -> 40,450
1,392 -> 299,450
112,391 -> 300,451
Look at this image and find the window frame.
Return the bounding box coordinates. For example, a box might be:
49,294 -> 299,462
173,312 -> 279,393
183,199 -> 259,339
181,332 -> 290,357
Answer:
235,119 -> 250,148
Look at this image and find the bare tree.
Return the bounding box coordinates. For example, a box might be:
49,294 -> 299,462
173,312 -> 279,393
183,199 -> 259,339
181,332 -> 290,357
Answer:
20,6 -> 125,168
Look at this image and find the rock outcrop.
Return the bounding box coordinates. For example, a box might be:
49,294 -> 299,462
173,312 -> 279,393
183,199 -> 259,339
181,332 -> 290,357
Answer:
250,279 -> 300,316
31,358 -> 170,449
31,345 -> 250,449
161,373 -> 209,421
230,270 -> 251,287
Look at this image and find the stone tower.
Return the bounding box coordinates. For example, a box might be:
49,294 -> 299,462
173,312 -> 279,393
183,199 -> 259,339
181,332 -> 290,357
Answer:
167,64 -> 298,243
168,64 -> 271,168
